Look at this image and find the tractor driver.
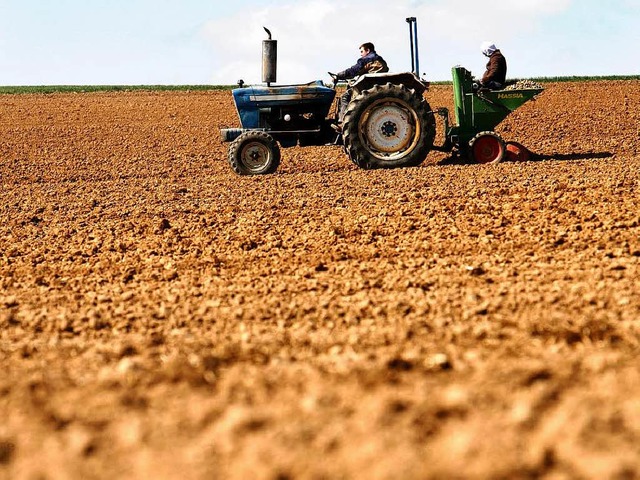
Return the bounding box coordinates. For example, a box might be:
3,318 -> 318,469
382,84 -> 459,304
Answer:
479,41 -> 507,90
330,42 -> 389,126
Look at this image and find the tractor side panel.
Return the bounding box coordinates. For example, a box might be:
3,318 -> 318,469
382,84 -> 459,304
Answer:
232,88 -> 261,129
232,82 -> 336,130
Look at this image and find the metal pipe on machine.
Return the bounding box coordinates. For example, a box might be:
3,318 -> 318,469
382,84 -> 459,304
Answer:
262,27 -> 277,86
406,17 -> 420,77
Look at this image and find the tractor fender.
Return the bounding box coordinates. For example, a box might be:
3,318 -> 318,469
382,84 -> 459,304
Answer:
350,72 -> 429,96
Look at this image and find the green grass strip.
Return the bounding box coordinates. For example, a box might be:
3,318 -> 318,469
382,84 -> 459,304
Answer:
429,75 -> 640,85
0,84 -> 236,95
1,75 -> 639,94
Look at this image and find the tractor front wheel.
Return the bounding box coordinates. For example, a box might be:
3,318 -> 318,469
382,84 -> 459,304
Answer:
342,83 -> 435,169
469,131 -> 506,164
228,131 -> 281,175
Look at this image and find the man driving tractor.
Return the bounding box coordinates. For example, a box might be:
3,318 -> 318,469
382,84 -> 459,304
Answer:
331,42 -> 389,125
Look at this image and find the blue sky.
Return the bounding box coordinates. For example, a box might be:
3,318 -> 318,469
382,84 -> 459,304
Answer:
0,0 -> 638,86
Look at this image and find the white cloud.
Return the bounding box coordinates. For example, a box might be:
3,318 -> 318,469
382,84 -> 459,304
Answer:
202,0 -> 574,84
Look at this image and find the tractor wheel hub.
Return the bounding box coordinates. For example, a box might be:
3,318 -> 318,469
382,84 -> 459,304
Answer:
363,103 -> 413,153
381,121 -> 398,137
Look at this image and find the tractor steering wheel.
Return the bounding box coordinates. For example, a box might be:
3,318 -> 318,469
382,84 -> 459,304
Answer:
328,72 -> 339,88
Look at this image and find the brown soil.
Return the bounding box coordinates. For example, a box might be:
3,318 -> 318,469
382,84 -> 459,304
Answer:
1,81 -> 640,479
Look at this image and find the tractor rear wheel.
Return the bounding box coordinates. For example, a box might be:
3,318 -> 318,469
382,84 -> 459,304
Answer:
342,83 -> 435,169
469,131 -> 506,164
228,131 -> 281,175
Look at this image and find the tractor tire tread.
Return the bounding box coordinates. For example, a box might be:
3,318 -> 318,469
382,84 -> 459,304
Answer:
342,83 -> 435,170
228,131 -> 281,175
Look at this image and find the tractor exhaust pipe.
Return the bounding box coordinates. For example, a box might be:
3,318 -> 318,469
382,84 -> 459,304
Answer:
406,17 -> 420,77
262,27 -> 277,86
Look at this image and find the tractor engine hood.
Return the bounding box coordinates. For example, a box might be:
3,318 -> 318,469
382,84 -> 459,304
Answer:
232,81 -> 336,129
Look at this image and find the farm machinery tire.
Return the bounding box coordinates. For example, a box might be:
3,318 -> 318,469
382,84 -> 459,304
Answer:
228,131 -> 281,175
469,131 -> 506,164
505,141 -> 531,162
342,83 -> 435,169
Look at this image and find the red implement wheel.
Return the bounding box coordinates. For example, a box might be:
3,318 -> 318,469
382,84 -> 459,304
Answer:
469,131 -> 506,164
505,141 -> 531,162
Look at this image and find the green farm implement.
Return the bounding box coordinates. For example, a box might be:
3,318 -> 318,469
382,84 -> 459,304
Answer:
433,66 -> 544,163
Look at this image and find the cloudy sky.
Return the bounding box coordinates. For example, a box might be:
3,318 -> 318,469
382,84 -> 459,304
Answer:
0,0 -> 638,86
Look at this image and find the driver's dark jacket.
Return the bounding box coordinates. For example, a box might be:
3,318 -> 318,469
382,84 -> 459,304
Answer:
337,51 -> 389,80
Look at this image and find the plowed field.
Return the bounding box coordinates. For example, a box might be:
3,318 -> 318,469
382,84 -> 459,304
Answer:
1,81 -> 640,479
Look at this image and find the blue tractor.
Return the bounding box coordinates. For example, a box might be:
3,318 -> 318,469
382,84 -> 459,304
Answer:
220,24 -> 436,175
